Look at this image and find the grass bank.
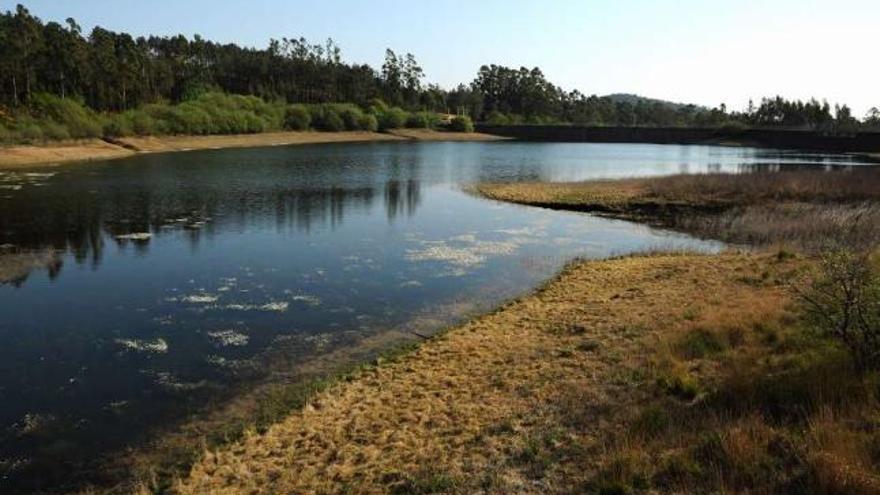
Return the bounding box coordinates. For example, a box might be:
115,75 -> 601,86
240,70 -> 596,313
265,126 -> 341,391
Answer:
477,169 -> 880,251
174,252 -> 880,494
0,129 -> 501,169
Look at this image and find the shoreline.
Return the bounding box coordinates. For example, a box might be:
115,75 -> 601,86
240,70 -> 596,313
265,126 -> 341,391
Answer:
0,129 -> 505,169
176,251 -> 817,494
174,175 -> 879,493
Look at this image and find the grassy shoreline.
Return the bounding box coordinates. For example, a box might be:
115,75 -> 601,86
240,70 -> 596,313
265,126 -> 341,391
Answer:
165,171 -> 880,494
0,129 -> 503,169
477,170 -> 880,251
174,251 -> 880,494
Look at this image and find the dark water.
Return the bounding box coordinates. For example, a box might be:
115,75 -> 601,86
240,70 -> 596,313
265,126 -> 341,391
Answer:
0,142 -> 870,491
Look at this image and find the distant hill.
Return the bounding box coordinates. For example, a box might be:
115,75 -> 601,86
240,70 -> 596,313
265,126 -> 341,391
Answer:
602,93 -> 701,110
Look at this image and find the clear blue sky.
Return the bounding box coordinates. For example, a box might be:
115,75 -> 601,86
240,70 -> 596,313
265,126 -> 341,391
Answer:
8,0 -> 879,115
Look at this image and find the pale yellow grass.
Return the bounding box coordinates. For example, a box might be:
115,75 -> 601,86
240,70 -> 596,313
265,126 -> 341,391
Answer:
177,253 -> 786,494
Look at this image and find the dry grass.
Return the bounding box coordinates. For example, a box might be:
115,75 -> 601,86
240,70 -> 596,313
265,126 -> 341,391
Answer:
477,169 -> 880,251
169,252 -> 880,494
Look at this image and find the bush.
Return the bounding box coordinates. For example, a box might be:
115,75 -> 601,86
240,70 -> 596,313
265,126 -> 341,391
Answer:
336,105 -> 365,131
20,122 -> 44,142
378,107 -> 408,130
358,114 -> 378,132
311,106 -> 345,132
29,93 -> 102,138
449,115 -> 474,133
283,105 -> 311,131
103,114 -> 133,137
41,121 -> 70,141
799,248 -> 880,372
486,111 -> 511,126
131,112 -> 157,136
368,98 -> 388,114
406,111 -> 439,129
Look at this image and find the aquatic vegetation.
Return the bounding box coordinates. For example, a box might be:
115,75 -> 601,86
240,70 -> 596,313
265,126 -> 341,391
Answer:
207,329 -> 250,347
12,413 -> 56,436
405,236 -> 522,268
115,232 -> 153,241
291,294 -> 322,306
217,302 -> 290,312
181,294 -> 220,304
115,338 -> 169,354
151,371 -> 208,392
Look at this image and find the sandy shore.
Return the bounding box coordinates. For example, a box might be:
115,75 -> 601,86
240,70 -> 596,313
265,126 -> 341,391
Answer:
0,130 -> 504,169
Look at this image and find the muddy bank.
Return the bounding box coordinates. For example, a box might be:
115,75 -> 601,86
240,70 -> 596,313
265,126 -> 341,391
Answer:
0,130 -> 502,169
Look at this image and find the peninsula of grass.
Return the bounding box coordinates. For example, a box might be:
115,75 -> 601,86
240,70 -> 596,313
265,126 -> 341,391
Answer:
477,168 -> 880,251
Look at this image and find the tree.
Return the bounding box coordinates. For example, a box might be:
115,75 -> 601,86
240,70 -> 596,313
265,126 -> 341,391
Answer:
799,248 -> 880,373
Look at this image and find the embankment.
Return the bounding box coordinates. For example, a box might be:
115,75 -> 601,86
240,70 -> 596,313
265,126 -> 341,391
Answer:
476,124 -> 880,153
0,130 -> 503,169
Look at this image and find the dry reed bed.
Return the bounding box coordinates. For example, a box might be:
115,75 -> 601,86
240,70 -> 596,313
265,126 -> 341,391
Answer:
172,252 -> 880,494
477,169 -> 880,251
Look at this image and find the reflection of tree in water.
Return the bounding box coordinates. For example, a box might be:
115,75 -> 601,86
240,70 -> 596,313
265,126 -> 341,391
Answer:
0,246 -> 62,286
384,179 -> 421,222
0,179 -> 423,275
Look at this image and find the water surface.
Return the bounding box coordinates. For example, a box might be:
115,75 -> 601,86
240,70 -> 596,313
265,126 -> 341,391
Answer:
0,142 -> 869,491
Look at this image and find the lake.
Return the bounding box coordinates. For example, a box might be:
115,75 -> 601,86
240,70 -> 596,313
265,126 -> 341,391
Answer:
0,141 -> 870,491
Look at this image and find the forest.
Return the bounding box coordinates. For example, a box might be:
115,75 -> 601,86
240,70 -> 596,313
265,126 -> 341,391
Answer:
1,4 -> 878,144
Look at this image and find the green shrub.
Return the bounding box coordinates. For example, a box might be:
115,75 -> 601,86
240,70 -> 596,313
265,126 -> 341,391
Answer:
405,111 -> 439,129
336,105 -> 365,131
311,106 -> 345,132
283,105 -> 311,131
800,248 -> 880,372
358,113 -> 379,132
131,112 -> 156,136
368,98 -> 388,114
450,115 -> 474,133
487,111 -> 511,125
41,121 -> 70,140
20,123 -> 44,142
0,124 -> 11,143
28,93 -> 102,138
103,114 -> 133,137
378,107 -> 408,130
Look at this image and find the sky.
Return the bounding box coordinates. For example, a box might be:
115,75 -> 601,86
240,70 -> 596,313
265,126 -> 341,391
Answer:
8,0 -> 879,115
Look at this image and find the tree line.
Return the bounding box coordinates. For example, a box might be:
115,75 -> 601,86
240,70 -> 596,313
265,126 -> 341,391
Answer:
0,3 -> 877,144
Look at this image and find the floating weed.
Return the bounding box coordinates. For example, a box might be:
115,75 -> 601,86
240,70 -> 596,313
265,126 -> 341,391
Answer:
291,294 -> 322,306
115,338 -> 169,354
181,294 -> 219,304
207,329 -> 249,347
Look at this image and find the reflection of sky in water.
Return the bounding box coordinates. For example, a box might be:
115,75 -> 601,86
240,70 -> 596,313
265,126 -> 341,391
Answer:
0,141 -> 871,491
